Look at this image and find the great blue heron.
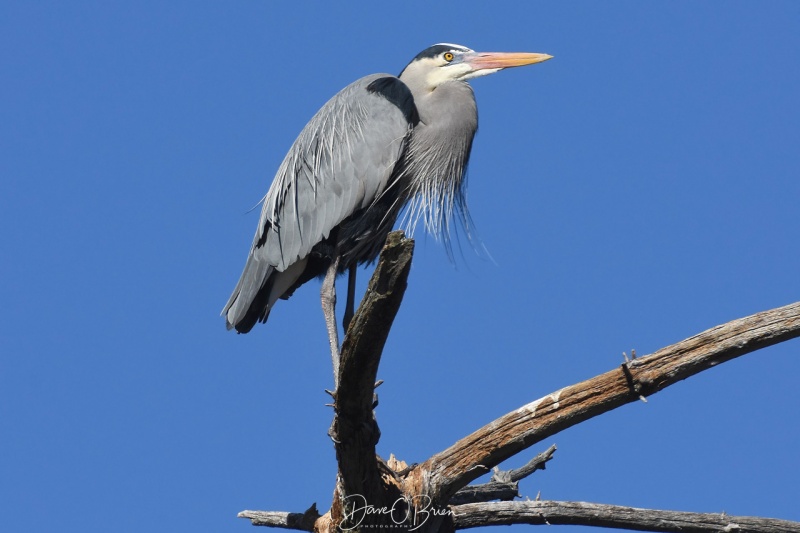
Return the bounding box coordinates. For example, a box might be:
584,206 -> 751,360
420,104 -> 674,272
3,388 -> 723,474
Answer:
223,43 -> 551,367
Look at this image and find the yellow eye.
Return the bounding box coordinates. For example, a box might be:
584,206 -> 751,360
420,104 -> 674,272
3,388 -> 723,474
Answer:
443,52 -> 454,62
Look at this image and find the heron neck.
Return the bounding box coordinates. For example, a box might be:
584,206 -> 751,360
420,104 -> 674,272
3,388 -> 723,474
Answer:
411,81 -> 477,131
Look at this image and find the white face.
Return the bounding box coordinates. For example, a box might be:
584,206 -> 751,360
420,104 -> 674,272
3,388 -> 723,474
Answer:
400,44 -> 553,91
430,48 -> 503,83
401,47 -> 499,91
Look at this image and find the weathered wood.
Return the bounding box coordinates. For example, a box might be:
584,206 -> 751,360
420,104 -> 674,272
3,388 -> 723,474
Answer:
238,504 -> 319,531
452,500 -> 800,532
449,481 -> 519,506
497,444 -> 557,483
450,445 -> 557,505
329,231 -> 415,527
413,301 -> 800,504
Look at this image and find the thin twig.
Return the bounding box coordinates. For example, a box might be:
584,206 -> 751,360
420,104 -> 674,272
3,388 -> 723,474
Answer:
497,444 -> 557,483
450,445 -> 557,504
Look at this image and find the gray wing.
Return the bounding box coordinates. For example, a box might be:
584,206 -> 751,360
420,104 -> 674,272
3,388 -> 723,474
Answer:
222,73 -> 415,331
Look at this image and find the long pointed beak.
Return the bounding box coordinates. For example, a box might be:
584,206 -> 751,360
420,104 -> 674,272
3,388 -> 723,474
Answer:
465,52 -> 553,71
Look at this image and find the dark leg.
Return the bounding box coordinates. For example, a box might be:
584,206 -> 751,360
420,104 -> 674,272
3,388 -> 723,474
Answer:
321,256 -> 341,386
343,264 -> 357,333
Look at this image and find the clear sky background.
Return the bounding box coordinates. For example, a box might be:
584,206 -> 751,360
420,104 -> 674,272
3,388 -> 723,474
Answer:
2,2 -> 799,532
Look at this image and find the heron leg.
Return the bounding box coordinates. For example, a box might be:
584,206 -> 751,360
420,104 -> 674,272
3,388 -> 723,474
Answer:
343,264 -> 357,333
321,255 -> 341,386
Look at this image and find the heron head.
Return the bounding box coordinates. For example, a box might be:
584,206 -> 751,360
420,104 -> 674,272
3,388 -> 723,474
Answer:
399,43 -> 553,91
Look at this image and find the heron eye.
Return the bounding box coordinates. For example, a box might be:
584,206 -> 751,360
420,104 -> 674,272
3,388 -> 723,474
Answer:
443,52 -> 454,62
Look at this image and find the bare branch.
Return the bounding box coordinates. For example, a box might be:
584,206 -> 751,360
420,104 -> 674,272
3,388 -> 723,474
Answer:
238,503 -> 320,531
496,444 -> 557,483
239,233 -> 416,533
337,230 -> 414,411
450,445 -> 557,505
416,301 -> 800,502
451,500 -> 800,532
329,231 -> 415,523
449,481 -> 519,505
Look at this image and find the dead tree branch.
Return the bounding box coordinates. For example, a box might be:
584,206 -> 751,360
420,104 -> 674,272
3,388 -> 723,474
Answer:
496,444 -> 557,483
450,445 -> 557,505
238,504 -> 320,531
452,500 -> 800,533
412,301 -> 800,504
329,231 -> 415,525
449,481 -> 518,506
238,231 -> 800,532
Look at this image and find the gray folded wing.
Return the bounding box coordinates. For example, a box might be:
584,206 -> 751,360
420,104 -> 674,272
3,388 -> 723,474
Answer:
222,73 -> 415,331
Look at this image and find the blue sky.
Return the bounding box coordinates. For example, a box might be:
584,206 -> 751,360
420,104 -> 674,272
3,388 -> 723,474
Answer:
2,2 -> 799,532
